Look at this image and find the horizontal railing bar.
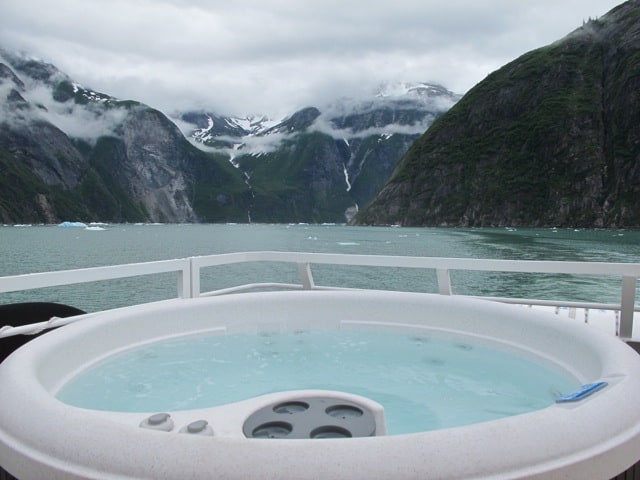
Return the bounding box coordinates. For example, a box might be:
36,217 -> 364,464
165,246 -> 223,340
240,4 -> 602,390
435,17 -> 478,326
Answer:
0,259 -> 190,294
192,251 -> 640,276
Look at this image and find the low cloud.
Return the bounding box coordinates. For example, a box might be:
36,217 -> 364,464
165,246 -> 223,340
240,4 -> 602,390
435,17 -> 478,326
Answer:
1,70 -> 129,143
310,114 -> 435,142
44,103 -> 129,142
208,132 -> 292,160
234,132 -> 290,156
0,1 -> 620,118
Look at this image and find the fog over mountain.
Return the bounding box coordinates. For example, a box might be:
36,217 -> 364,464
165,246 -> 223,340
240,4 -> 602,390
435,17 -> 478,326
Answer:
0,52 -> 128,142
0,48 -> 458,224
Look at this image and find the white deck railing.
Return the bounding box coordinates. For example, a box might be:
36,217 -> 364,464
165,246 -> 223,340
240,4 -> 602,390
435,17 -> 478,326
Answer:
1,251 -> 639,340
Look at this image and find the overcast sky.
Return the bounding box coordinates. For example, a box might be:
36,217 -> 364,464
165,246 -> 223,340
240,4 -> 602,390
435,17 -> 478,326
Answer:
0,0 -> 623,118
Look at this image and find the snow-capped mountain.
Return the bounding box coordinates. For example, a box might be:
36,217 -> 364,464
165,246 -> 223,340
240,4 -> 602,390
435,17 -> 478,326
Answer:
179,82 -> 458,154
176,83 -> 460,222
181,112 -> 278,148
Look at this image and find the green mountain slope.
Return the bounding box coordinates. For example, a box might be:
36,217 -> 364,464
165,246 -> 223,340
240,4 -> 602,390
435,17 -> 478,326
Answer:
358,0 -> 640,228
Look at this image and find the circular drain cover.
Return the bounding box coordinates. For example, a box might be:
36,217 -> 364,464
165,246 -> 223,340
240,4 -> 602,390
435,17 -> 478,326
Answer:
243,396 -> 376,439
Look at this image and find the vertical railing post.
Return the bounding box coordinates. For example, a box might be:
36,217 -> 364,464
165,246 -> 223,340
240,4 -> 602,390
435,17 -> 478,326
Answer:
177,258 -> 192,299
619,275 -> 637,339
177,270 -> 186,298
436,269 -> 452,295
297,262 -> 315,290
189,257 -> 201,298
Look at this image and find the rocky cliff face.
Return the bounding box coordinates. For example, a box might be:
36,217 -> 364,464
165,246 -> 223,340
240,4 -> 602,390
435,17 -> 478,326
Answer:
114,107 -> 198,222
358,0 -> 640,228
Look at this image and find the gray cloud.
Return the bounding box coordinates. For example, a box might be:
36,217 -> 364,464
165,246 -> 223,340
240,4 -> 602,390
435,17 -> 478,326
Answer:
0,64 -> 129,142
194,132 -> 291,160
311,115 -> 435,142
34,96 -> 129,142
0,0 -> 622,118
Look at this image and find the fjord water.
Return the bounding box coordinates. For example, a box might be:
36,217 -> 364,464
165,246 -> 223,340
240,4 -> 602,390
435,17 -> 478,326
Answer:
0,223 -> 638,312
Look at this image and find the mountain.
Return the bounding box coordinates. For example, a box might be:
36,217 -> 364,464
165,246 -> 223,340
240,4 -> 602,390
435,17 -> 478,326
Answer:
357,0 -> 640,228
0,49 -> 252,224
177,83 -> 459,223
0,46 -> 458,224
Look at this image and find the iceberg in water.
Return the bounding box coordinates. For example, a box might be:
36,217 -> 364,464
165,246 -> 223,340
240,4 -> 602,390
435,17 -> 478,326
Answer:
57,221 -> 88,228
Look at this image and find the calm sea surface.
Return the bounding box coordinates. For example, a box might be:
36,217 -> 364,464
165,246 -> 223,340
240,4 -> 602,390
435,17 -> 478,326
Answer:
1,223 -> 638,312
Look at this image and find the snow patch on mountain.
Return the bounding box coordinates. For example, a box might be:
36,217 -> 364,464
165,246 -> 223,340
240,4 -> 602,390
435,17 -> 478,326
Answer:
176,82 -> 460,161
174,111 -> 287,159
71,82 -> 111,103
232,115 -> 279,134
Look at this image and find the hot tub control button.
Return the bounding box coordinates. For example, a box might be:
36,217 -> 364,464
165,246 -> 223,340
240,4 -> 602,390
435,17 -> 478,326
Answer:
140,413 -> 174,432
180,419 -> 214,436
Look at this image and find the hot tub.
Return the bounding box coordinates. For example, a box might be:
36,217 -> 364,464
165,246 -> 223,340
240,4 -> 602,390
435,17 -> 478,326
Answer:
1,290 -> 640,479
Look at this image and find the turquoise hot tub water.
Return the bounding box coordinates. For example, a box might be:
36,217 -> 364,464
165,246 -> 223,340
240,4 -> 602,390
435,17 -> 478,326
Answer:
57,329 -> 579,434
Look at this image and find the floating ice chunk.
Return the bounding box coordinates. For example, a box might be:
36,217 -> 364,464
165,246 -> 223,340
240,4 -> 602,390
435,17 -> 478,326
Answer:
58,221 -> 88,228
